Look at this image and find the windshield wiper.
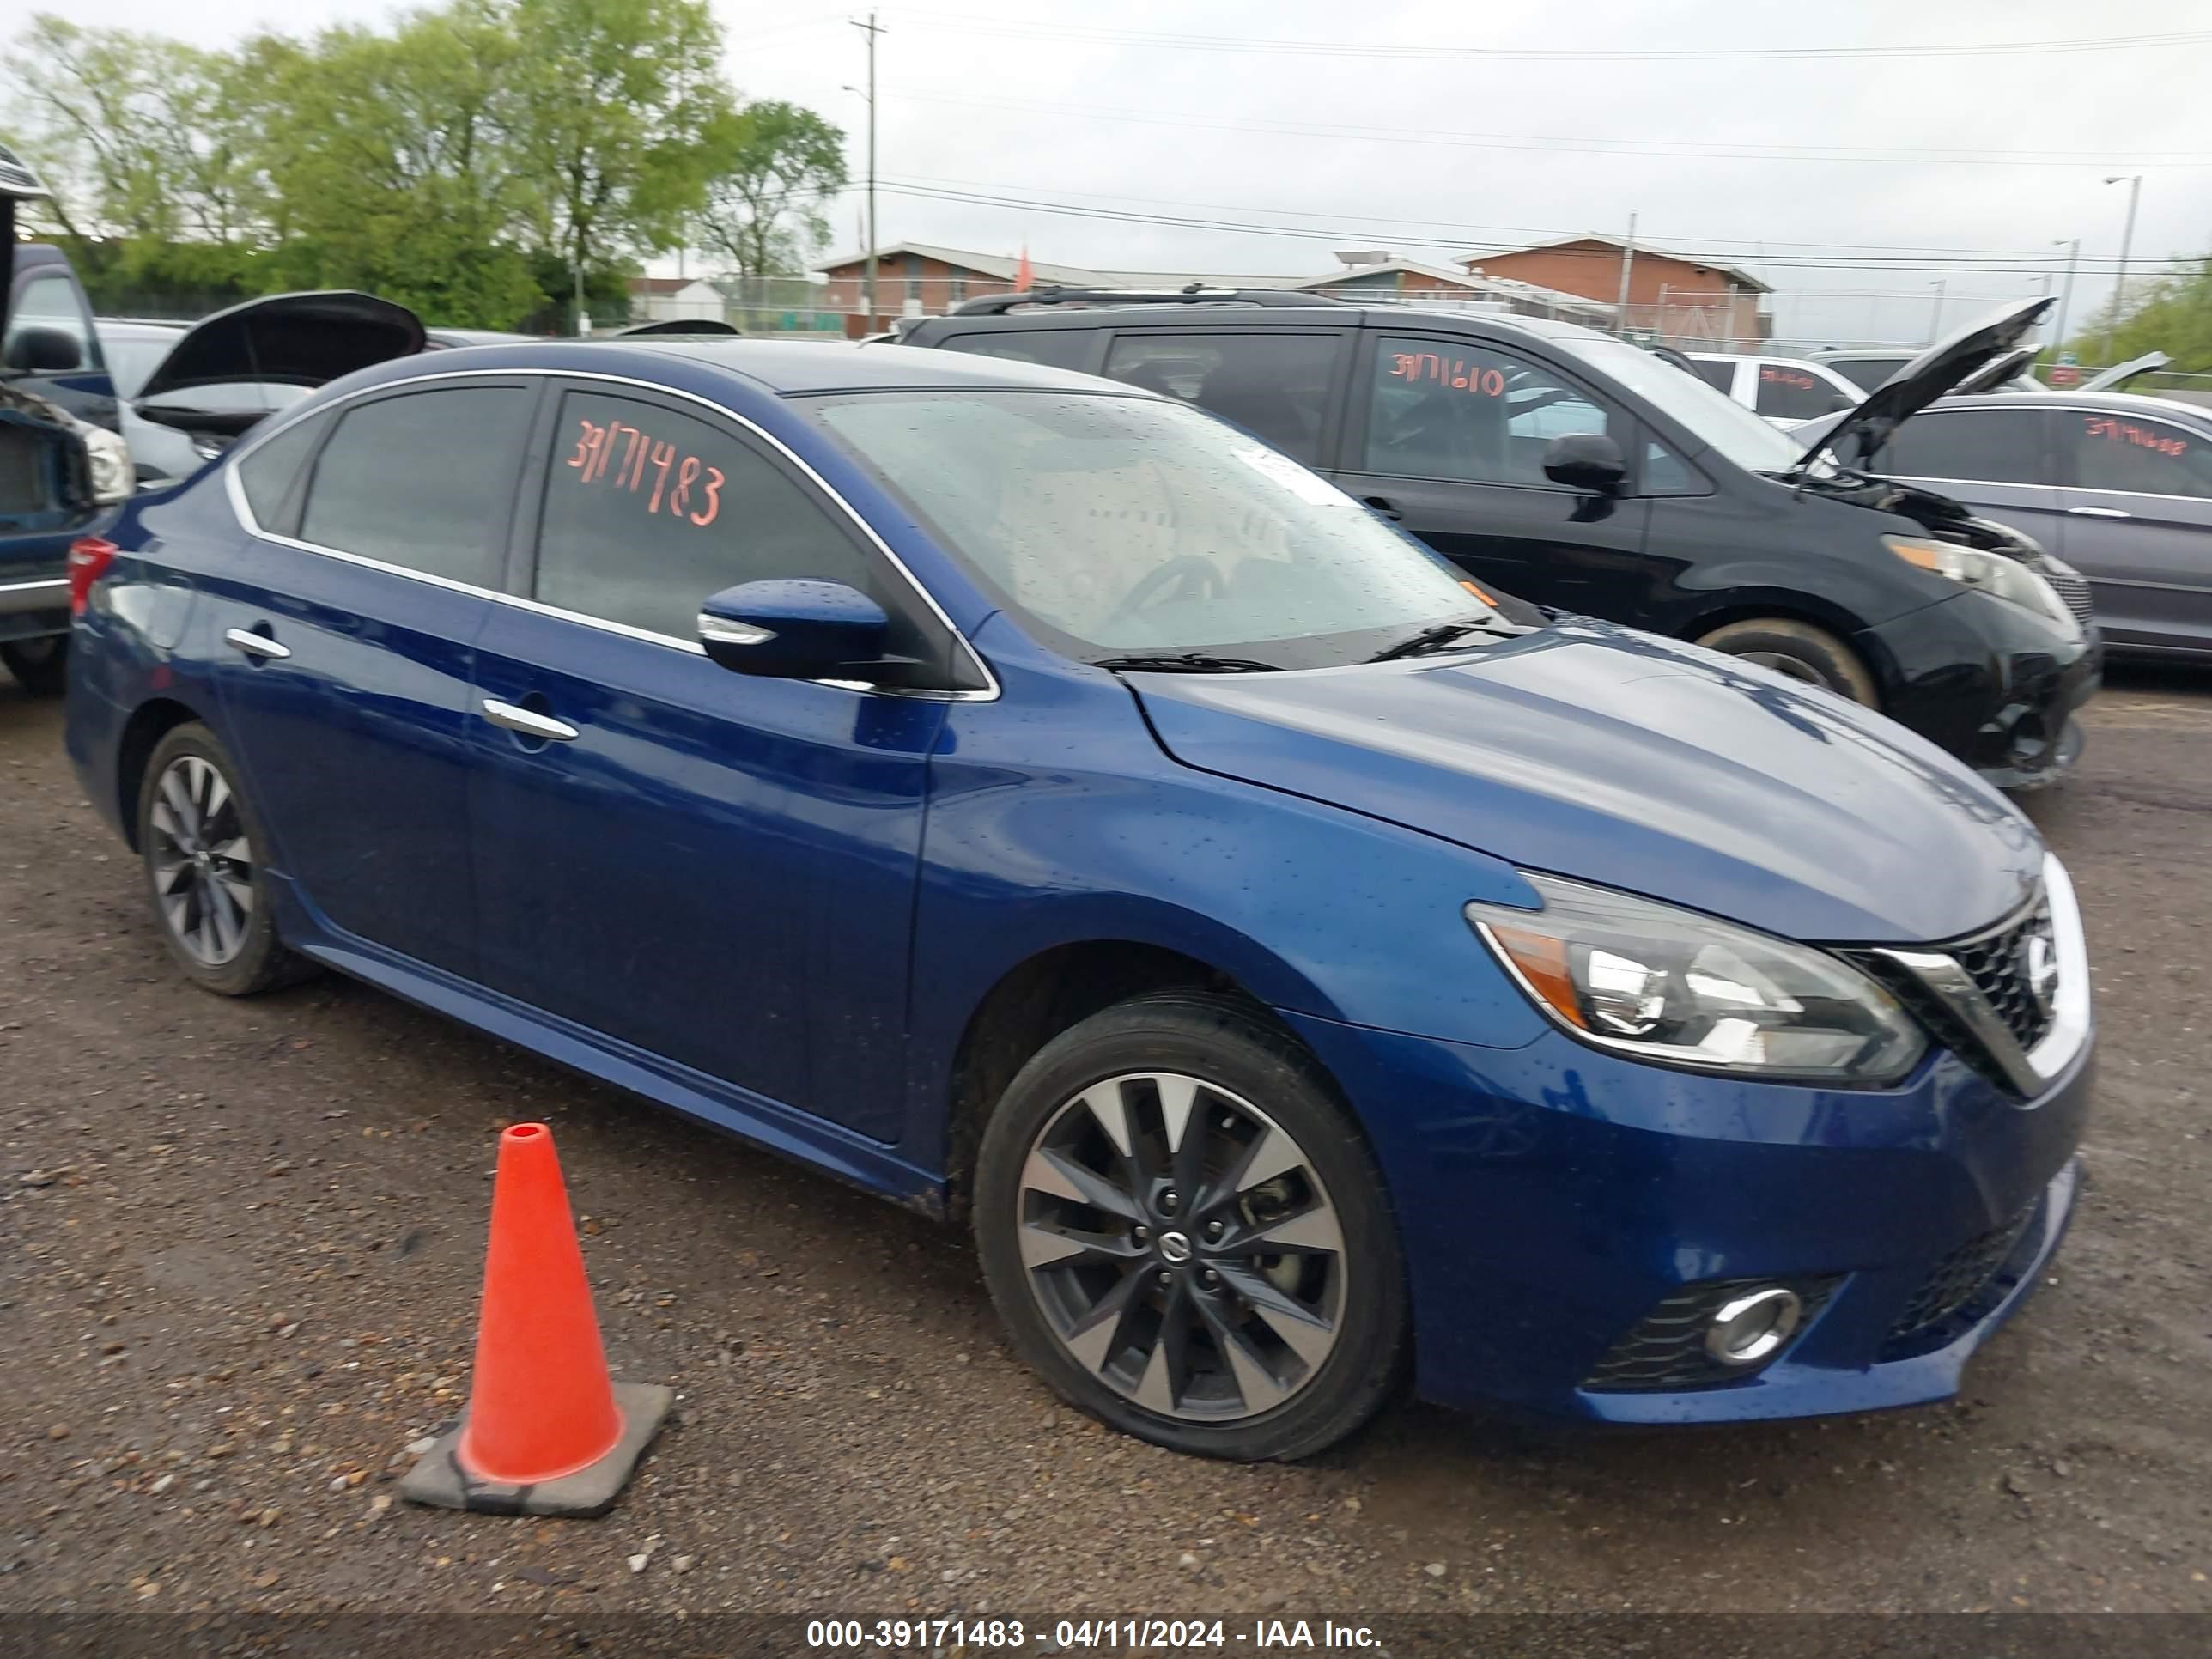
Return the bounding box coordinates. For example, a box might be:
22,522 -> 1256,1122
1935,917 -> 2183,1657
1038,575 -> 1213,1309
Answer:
1091,653 -> 1283,674
1365,619 -> 1508,662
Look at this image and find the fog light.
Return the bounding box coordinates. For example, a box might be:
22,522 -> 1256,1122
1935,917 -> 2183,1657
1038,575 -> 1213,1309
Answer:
1703,1286 -> 1802,1367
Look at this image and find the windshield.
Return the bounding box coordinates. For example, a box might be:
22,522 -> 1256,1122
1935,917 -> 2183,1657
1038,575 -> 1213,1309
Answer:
1559,337 -> 1813,474
811,391 -> 1490,667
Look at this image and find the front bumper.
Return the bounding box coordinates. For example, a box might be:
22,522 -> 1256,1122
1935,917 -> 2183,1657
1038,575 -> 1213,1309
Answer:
1861,590 -> 2099,790
1283,1010 -> 2092,1424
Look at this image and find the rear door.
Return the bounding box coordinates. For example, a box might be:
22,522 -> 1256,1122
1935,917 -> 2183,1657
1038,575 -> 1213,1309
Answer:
1329,331 -> 1650,615
2051,404 -> 2212,653
1096,329 -> 1352,470
203,377 -> 538,976
1871,404 -> 2069,562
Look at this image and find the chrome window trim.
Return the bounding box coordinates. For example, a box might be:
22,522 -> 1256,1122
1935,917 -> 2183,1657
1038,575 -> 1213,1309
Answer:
0,577 -> 70,616
1869,852 -> 2091,1102
221,363 -> 1000,702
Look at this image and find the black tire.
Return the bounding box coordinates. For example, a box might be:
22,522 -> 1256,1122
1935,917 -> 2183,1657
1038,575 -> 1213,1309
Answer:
1,635 -> 68,697
1694,617 -> 1879,706
973,993 -> 1408,1461
136,723 -> 318,996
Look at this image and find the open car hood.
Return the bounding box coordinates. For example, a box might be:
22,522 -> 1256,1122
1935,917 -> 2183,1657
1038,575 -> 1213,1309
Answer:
136,290 -> 425,433
2081,349 -> 2170,392
1951,346 -> 2039,396
1796,296 -> 2053,471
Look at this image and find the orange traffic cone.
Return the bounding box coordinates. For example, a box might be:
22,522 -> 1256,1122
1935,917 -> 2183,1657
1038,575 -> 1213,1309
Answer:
400,1123 -> 672,1516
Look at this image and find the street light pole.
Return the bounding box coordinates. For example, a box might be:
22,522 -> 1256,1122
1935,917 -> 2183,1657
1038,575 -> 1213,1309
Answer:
1928,278 -> 1946,340
2101,173 -> 2142,366
852,13 -> 885,327
1613,208 -> 1637,339
2051,238 -> 2081,352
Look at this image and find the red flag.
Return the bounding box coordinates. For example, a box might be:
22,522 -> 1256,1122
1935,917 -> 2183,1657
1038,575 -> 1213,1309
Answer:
1014,245 -> 1033,291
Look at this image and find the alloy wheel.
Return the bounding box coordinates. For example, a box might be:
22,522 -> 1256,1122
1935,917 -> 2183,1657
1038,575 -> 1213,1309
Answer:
1736,649 -> 1828,688
1016,1072 -> 1346,1421
148,754 -> 256,967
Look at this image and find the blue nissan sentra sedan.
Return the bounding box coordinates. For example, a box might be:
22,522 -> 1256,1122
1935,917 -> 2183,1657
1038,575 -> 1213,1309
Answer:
63,338 -> 2091,1461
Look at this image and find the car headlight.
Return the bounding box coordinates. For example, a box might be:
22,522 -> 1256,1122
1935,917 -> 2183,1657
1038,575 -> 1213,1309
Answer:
1466,874 -> 1927,1085
1883,535 -> 2074,629
82,426 -> 134,505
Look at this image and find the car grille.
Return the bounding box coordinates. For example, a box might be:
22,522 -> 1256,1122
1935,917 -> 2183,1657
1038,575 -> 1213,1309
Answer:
1951,901 -> 2058,1053
2044,567 -> 2096,629
1883,1200 -> 2039,1357
1583,1277 -> 1838,1391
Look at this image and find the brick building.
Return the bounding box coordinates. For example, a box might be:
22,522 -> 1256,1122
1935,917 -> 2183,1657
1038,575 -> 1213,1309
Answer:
1462,234 -> 1771,349
814,243 -> 1299,335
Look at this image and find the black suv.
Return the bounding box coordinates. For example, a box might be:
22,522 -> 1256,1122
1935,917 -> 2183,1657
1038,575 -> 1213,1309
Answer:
898,291 -> 2098,788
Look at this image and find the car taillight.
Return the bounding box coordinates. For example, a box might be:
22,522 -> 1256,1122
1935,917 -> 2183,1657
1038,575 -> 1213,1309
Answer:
68,536 -> 118,617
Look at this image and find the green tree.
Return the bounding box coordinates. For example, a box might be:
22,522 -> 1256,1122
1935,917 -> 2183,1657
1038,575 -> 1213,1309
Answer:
248,3 -> 544,326
2087,259 -> 2212,372
507,0 -> 733,325
696,100 -> 847,276
3,15 -> 264,242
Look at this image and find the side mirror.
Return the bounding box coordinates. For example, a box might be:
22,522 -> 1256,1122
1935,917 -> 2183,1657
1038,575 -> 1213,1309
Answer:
698,580 -> 890,679
1541,432 -> 1627,493
5,325 -> 83,373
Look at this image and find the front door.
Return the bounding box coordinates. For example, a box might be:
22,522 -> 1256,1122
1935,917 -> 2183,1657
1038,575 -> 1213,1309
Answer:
1329,332 -> 1651,618
465,382 -> 951,1138
201,378 -> 539,977
2051,404 -> 2212,654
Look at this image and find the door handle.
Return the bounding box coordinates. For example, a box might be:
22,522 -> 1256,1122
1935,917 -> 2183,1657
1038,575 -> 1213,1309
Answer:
480,698 -> 579,742
1361,495 -> 1404,521
223,627 -> 291,661
2067,506 -> 2132,520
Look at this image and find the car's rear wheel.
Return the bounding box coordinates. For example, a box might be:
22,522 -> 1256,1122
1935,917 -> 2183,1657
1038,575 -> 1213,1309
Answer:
1695,617 -> 1879,706
974,994 -> 1407,1461
1,636 -> 67,697
137,724 -> 317,996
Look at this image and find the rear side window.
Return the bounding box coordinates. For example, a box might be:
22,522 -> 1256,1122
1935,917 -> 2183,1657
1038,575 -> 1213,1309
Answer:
1879,409 -> 2047,486
1692,358 -> 1735,392
2060,410 -> 2212,498
1102,333 -> 1340,465
538,390 -> 873,638
300,386 -> 534,586
1754,364 -> 1856,422
235,410 -> 333,538
937,330 -> 1095,371
1827,356 -> 1911,393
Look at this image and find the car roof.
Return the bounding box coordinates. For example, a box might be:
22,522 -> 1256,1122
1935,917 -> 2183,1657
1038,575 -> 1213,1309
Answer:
620,337 -> 1157,396
914,301 -> 1617,348
1919,388 -> 2212,422
96,318 -> 186,338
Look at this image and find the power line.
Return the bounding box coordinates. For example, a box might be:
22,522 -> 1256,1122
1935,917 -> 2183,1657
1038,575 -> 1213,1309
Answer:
868,179 -> 2203,275
891,12 -> 2212,64
884,86 -> 2212,171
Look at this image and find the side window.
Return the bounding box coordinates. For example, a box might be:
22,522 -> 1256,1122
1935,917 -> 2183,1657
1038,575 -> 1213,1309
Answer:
4,270 -> 96,374
1880,410 -> 2047,486
1363,338 -> 1617,487
937,330 -> 1094,371
234,410 -> 334,538
1692,358 -> 1735,392
2061,410 -> 2212,498
299,386 -> 533,586
1101,333 -> 1339,465
1830,356 -> 1910,393
538,390 -> 885,641
1754,364 -> 1856,422
1642,440 -> 1706,496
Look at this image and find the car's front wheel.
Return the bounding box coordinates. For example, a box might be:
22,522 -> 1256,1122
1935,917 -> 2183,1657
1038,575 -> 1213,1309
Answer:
137,723 -> 317,996
974,994 -> 1407,1461
1,636 -> 68,697
1695,617 -> 1879,706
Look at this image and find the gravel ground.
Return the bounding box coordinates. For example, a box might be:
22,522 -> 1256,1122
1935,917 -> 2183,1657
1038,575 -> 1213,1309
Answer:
2,663 -> 2209,1636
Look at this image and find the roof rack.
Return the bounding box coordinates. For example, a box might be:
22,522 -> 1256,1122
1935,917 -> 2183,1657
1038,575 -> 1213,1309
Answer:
950,284 -> 1343,317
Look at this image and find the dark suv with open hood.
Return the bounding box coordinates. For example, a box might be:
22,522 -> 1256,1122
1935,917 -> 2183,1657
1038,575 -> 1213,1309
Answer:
901,292 -> 2097,788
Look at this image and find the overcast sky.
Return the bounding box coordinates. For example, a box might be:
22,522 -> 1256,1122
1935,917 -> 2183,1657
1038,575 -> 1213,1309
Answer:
27,0 -> 2212,349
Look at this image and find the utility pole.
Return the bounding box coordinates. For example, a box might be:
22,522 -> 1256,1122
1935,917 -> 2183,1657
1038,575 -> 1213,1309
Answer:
2051,238 -> 2081,352
2102,173 -> 2142,366
853,13 -> 885,327
1613,209 -> 1637,339
1928,278 -> 1946,341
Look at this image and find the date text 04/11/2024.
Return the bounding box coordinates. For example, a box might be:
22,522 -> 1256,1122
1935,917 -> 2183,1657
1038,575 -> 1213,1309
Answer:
802,1618 -> 1383,1650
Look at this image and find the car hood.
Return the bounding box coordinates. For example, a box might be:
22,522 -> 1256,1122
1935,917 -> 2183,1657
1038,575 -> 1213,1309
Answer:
2081,349 -> 2169,392
137,290 -> 425,411
1132,622 -> 2042,945
1796,296 -> 2054,471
